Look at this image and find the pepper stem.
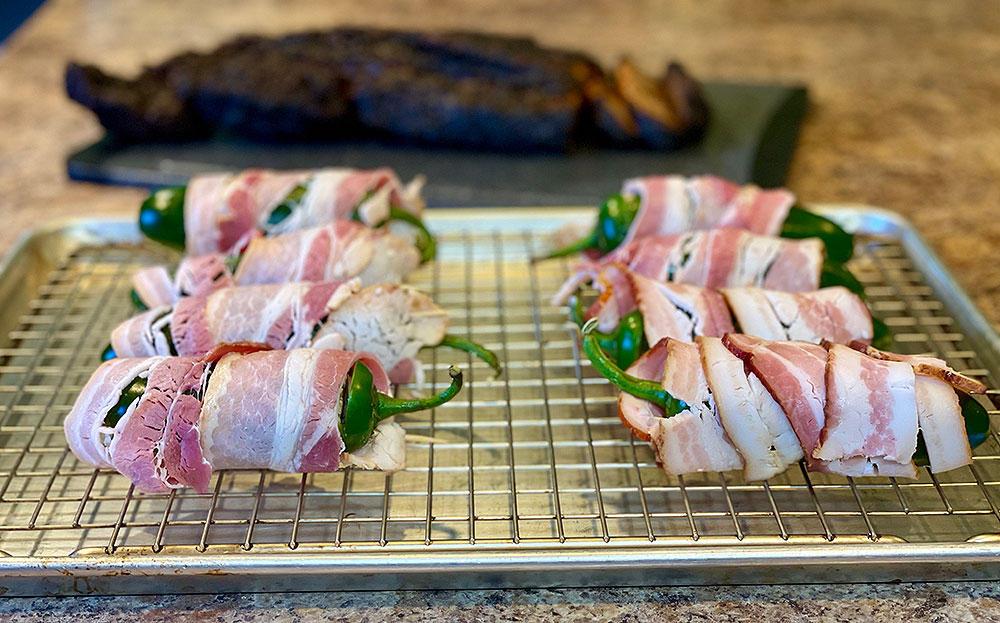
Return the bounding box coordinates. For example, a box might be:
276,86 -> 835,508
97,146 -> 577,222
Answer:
436,334 -> 502,376
377,366 -> 463,419
581,319 -> 688,416
386,206 -> 437,263
535,231 -> 598,262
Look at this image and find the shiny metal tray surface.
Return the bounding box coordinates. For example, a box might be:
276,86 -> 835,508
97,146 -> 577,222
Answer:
0,206 -> 998,595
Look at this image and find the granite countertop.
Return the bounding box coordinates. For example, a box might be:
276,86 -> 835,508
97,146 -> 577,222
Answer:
1,0 -> 1000,617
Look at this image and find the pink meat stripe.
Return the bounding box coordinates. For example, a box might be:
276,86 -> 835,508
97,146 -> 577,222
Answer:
182,167 -> 423,256
132,221 -> 420,309
620,174 -> 793,244
552,228 -> 823,307
815,344 -> 918,465
64,349 -> 394,494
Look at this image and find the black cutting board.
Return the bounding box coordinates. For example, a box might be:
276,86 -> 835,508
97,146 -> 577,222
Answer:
66,82 -> 807,207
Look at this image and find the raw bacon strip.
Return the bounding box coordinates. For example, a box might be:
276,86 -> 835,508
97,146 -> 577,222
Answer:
722,286 -> 873,344
620,175 -> 793,243
698,337 -> 802,481
174,282 -> 352,355
131,267 -> 176,310
585,263 -> 638,332
630,271 -> 733,345
722,333 -> 831,473
724,334 -> 919,478
132,221 -> 420,308
552,228 -> 823,306
104,357 -> 206,493
63,357 -> 164,469
814,344 -> 918,473
847,341 -> 987,395
113,281 -> 448,385
914,376 -> 973,473
184,167 -> 425,256
65,349 -> 397,494
650,339 -> 743,475
617,338 -> 672,441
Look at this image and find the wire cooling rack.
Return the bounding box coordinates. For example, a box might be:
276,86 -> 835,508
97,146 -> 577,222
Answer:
0,208 -> 998,593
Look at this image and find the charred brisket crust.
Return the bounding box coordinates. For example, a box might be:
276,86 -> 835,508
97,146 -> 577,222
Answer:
65,27 -> 708,151
175,37 -> 353,140
352,68 -> 582,151
65,58 -> 208,142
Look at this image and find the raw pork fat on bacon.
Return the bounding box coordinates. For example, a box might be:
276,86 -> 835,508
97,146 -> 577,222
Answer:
133,221 -> 420,308
720,286 -> 873,345
621,174 -> 795,243
606,333 -> 985,480
552,228 -> 823,307
64,349 -> 403,494
112,280 -> 448,384
617,338 -> 743,475
579,266 -> 870,348
184,167 -> 425,256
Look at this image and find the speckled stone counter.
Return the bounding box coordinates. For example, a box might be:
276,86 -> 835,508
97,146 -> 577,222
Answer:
2,583 -> 1000,621
1,0 -> 1000,617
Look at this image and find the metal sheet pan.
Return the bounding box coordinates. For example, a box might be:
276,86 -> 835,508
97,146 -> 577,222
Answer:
0,206 -> 997,595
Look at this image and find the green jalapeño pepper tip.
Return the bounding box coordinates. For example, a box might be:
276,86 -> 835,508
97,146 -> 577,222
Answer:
387,206 -> 436,263
820,260 -> 867,300
580,318 -> 687,415
538,193 -> 641,261
130,288 -> 149,311
436,334 -> 502,376
871,316 -> 894,351
139,186 -> 186,251
780,205 -> 855,264
101,344 -> 116,361
341,362 -> 463,452
103,375 -> 147,428
570,295 -> 648,369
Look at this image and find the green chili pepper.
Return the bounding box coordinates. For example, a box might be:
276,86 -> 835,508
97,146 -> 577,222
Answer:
265,184 -> 308,227
139,187 -> 186,251
349,204 -> 437,263
871,316 -> 894,351
435,334 -> 502,376
780,205 -> 854,263
540,194 -> 854,262
571,295 -> 647,369
912,391 -> 991,467
542,193 -> 641,260
819,260 -> 896,349
820,260 -> 866,299
139,182 -> 438,262
130,288 -> 150,311
341,362 -> 463,452
103,375 -> 147,427
580,319 -> 688,415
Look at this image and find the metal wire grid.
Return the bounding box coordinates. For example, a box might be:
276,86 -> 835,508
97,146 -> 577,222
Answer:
0,228 -> 997,559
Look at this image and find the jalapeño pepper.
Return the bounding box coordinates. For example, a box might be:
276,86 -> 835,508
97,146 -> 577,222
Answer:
139,183 -> 438,262
342,363 -> 463,451
139,187 -> 186,251
103,375 -> 148,427
539,193 -> 854,264
543,194 -> 641,260
580,319 -> 688,415
570,295 -> 647,369
779,206 -> 854,264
